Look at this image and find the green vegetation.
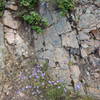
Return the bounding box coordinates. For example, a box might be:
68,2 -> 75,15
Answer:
56,0 -> 75,16
20,0 -> 38,7
0,0 -> 5,16
18,0 -> 48,34
32,62 -> 67,100
16,61 -> 96,100
80,96 -> 95,100
17,0 -> 75,33
23,11 -> 48,33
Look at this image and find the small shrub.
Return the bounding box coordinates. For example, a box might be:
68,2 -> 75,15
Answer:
18,0 -> 48,34
56,0 -> 75,16
20,0 -> 38,8
22,11 -> 48,33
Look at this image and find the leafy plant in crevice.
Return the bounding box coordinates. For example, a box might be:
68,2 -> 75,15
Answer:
20,0 -> 38,8
56,0 -> 75,16
17,0 -> 48,34
0,0 -> 5,17
23,11 -> 48,33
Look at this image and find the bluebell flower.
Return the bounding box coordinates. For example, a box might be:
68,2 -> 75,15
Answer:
21,87 -> 26,91
16,90 -> 21,94
25,85 -> 32,89
48,80 -> 52,84
41,73 -> 45,77
19,75 -> 27,80
35,75 -> 40,79
75,83 -> 81,90
57,80 -> 64,83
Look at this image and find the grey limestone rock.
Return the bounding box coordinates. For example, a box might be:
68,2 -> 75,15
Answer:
62,31 -> 79,48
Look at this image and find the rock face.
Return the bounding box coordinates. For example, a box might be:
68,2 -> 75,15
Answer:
3,10 -> 19,29
35,0 -> 100,98
0,23 -> 5,69
62,31 -> 79,48
0,23 -> 6,100
78,13 -> 96,30
0,0 -> 100,99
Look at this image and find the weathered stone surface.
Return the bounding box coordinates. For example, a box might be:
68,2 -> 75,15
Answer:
34,34 -> 44,51
81,48 -> 88,58
62,31 -> 79,48
0,23 -> 5,69
14,34 -> 30,58
69,65 -> 85,94
5,1 -> 18,11
89,56 -> 100,67
4,27 -> 14,33
95,9 -> 100,23
1,0 -> 100,99
55,17 -> 72,35
5,33 -> 15,44
78,14 -> 96,30
87,87 -> 100,98
81,43 -> 89,49
78,32 -> 90,40
44,26 -> 61,47
70,65 -> 80,83
95,0 -> 100,7
90,29 -> 100,40
3,10 -> 18,29
36,49 -> 54,60
48,68 -> 72,86
54,48 -> 69,69
39,2 -> 53,25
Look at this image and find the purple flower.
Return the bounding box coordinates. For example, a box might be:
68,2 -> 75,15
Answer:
37,70 -> 41,73
57,80 -> 64,83
75,83 -> 81,90
25,85 -> 32,89
29,73 -> 36,78
19,75 -> 27,80
21,87 -> 26,91
41,73 -> 45,77
48,81 -> 52,84
35,75 -> 40,79
16,90 -> 21,94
